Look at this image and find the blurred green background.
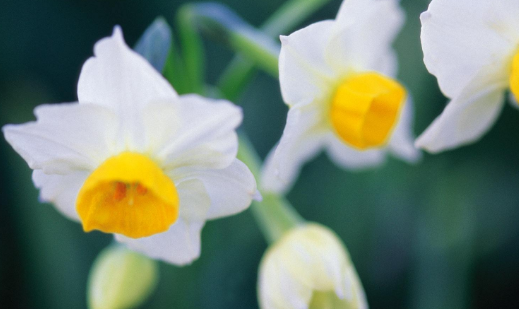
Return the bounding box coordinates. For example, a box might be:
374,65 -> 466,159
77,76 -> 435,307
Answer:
2,0 -> 519,308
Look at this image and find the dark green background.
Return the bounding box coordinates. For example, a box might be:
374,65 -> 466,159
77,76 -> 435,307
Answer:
1,0 -> 519,308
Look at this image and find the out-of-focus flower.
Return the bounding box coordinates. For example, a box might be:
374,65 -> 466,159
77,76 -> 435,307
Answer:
2,26 -> 257,265
258,223 -> 367,309
416,0 -> 519,153
88,245 -> 158,309
261,0 -> 420,194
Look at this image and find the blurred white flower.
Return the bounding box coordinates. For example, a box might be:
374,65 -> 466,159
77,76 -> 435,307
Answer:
258,223 -> 367,309
2,26 -> 257,265
416,0 -> 519,153
262,0 -> 420,194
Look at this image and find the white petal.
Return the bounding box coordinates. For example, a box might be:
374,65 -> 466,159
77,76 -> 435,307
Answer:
176,179 -> 212,223
326,134 -> 386,170
148,95 -> 242,171
279,20 -> 336,107
2,103 -> 118,174
78,26 -> 177,112
77,27 -> 178,150
388,98 -> 422,162
116,219 -> 204,265
170,160 -> 256,220
140,102 -> 180,154
326,0 -> 404,75
259,250 -> 312,309
261,103 -> 327,194
416,87 -> 506,153
421,0 -> 519,98
115,179 -> 211,265
258,224 -> 363,309
32,170 -> 89,221
377,49 -> 399,79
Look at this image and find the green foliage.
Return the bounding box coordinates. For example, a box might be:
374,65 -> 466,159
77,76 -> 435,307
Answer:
2,0 -> 519,309
134,17 -> 172,73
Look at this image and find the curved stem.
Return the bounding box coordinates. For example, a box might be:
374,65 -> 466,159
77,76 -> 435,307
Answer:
218,0 -> 332,101
176,1 -> 317,243
175,5 -> 206,94
179,3 -> 280,78
237,134 -> 304,243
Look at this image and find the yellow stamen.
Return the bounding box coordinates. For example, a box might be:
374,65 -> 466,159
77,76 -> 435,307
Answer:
76,152 -> 179,239
510,51 -> 519,102
330,72 -> 406,150
113,182 -> 127,202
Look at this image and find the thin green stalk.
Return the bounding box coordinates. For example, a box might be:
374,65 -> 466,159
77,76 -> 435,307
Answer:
176,6 -> 206,94
177,2 -> 311,243
262,0 -> 331,37
218,0 -> 332,101
163,48 -> 192,95
237,134 -> 304,243
217,56 -> 258,102
229,30 -> 279,77
179,3 -> 280,78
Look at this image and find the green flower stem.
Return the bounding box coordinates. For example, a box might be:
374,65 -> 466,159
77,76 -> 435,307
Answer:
237,134 -> 304,244
176,2 -> 311,243
217,55 -> 257,102
218,0 -> 332,101
179,3 -> 280,79
261,0 -> 331,36
228,30 -> 279,77
175,6 -> 206,94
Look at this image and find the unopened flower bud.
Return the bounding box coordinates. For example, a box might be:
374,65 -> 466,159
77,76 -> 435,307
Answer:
258,224 -> 367,309
88,245 -> 159,309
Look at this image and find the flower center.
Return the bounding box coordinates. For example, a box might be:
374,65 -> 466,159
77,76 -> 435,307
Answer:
76,152 -> 179,238
510,51 -> 519,101
330,72 -> 406,150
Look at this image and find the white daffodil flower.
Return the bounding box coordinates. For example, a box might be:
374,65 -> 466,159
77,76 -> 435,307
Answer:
262,0 -> 420,194
2,27 -> 258,265
416,0 -> 519,153
258,224 -> 368,309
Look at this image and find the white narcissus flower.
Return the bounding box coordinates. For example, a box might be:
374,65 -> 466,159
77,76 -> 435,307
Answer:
2,27 -> 258,265
416,0 -> 519,153
258,224 -> 368,309
262,0 -> 420,194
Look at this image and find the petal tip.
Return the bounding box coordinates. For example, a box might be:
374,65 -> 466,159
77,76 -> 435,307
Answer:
92,25 -> 129,57
112,25 -> 123,37
1,123 -> 13,137
111,25 -> 127,46
252,190 -> 263,202
420,11 -> 431,24
414,134 -> 441,154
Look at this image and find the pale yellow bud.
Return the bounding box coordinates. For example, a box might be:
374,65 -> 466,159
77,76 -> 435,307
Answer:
88,245 -> 159,309
258,224 -> 368,309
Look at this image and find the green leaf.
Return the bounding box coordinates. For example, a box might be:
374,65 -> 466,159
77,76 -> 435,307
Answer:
176,6 -> 206,95
218,0 -> 333,101
163,48 -> 191,95
181,3 -> 280,78
134,17 -> 172,72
